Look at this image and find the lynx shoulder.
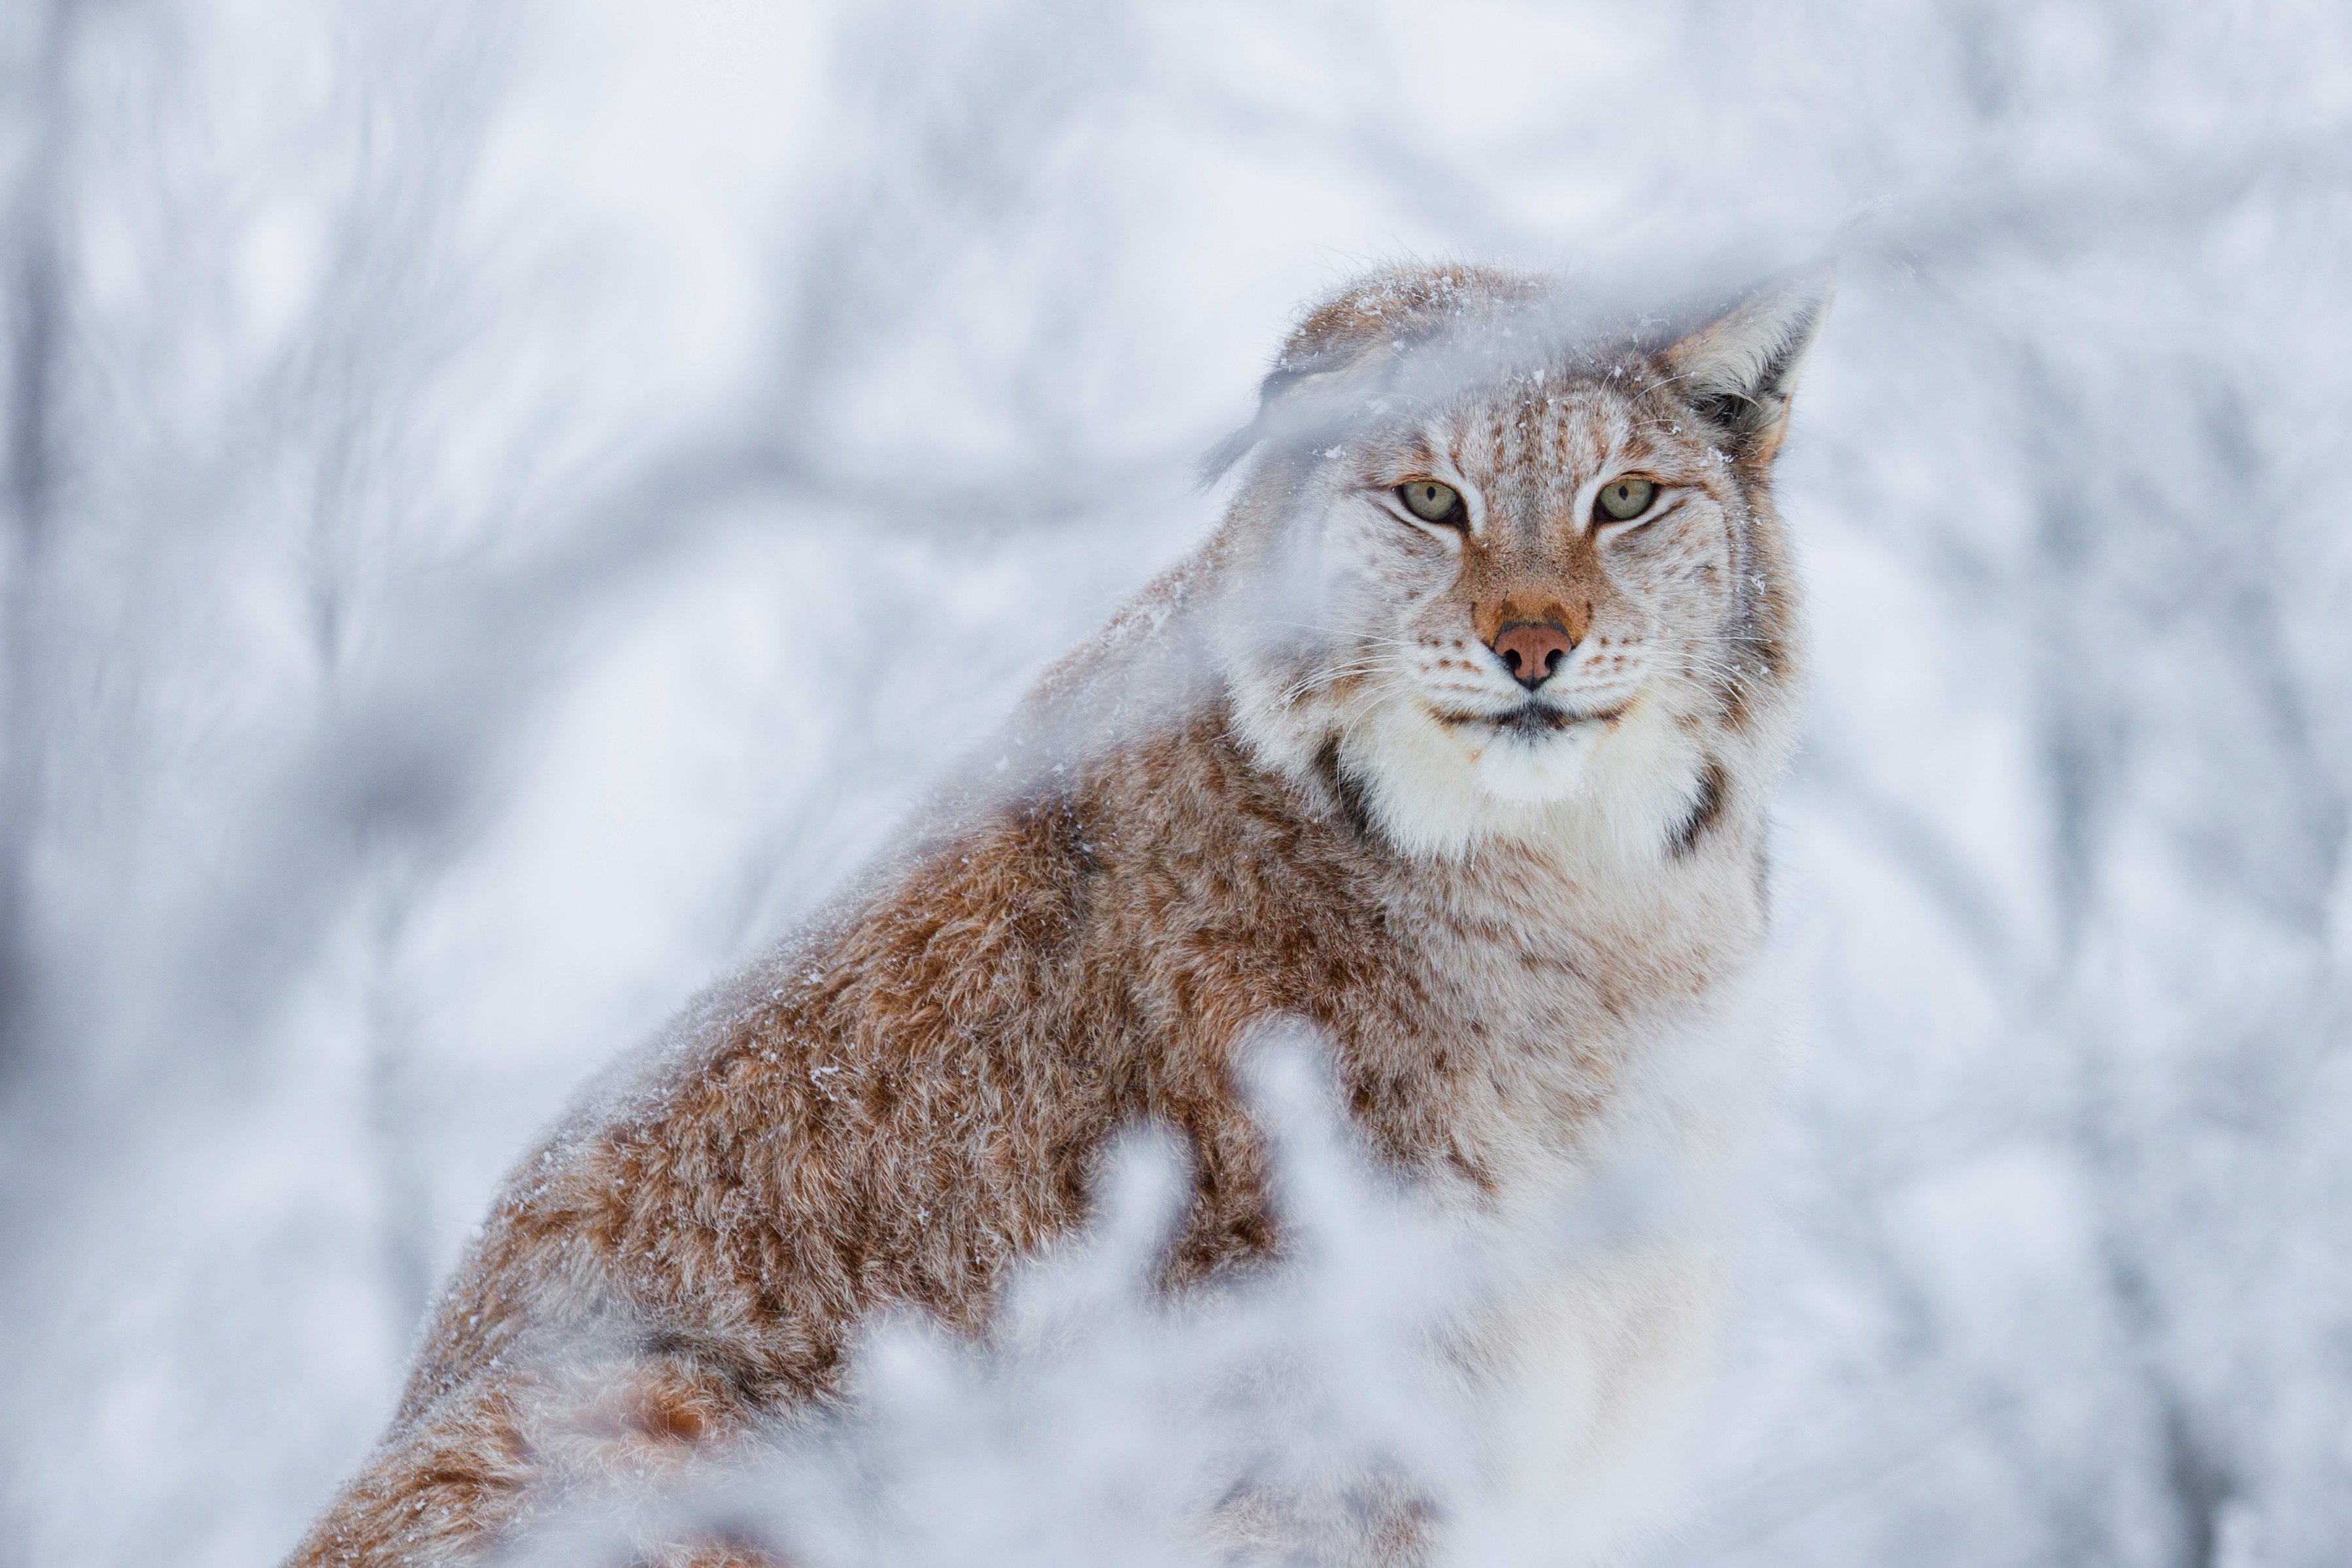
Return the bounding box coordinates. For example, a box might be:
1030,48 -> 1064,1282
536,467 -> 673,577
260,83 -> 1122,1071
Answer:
288,262 -> 1830,1566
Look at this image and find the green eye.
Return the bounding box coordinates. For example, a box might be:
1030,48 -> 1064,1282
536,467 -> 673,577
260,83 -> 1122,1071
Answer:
1397,480 -> 1463,524
1595,476 -> 1656,523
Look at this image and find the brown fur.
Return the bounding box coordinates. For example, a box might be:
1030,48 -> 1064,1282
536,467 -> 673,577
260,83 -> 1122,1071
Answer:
287,262 -> 1828,1566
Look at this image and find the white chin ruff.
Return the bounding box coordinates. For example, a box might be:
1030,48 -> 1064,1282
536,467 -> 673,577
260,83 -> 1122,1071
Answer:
1464,721 -> 1607,805
1338,692 -> 1703,861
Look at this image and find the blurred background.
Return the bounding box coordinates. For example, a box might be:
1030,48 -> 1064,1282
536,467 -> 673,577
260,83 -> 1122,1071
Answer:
2,1 -> 2349,1563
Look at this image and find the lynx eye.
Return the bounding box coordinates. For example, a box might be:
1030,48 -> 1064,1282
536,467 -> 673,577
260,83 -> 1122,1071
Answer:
1595,476 -> 1656,523
1397,480 -> 1463,525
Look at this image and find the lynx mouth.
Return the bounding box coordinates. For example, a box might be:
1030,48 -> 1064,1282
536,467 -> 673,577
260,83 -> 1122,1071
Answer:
1435,701 -> 1626,736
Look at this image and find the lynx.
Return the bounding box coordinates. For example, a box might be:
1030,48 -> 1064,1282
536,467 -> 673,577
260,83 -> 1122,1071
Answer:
287,262 -> 1830,1565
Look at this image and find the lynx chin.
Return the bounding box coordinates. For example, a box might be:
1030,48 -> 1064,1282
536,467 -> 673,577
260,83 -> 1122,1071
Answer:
289,262 -> 1831,1566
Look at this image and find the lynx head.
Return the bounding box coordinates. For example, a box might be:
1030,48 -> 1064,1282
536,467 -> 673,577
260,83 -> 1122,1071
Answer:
1208,263 -> 1830,861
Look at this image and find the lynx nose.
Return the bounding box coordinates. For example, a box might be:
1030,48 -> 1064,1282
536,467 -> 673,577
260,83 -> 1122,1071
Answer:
1490,621 -> 1574,690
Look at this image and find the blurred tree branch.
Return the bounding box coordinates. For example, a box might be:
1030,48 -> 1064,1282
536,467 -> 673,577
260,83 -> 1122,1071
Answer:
0,0 -> 77,1094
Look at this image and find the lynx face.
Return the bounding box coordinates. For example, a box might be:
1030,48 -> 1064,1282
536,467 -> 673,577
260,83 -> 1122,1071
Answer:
1215,266 -> 1826,861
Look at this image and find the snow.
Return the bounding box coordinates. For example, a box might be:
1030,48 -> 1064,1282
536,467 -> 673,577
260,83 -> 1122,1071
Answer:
3,0 -> 2351,1563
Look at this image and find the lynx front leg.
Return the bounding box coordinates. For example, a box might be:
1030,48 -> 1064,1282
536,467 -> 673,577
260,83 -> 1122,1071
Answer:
286,1353 -> 775,1567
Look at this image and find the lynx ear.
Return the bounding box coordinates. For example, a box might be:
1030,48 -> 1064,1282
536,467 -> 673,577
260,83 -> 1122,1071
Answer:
1197,346 -> 1395,485
1199,264 -> 1548,486
1660,270 -> 1833,464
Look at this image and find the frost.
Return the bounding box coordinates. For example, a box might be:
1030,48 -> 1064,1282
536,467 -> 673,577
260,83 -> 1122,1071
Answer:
5,1 -> 2349,1566
508,1035 -> 1737,1566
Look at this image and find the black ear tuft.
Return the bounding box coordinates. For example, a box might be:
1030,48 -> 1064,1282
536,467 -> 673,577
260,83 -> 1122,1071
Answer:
1660,269 -> 1834,461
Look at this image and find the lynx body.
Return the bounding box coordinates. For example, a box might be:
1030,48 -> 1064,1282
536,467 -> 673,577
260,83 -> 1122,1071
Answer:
289,264 -> 1828,1565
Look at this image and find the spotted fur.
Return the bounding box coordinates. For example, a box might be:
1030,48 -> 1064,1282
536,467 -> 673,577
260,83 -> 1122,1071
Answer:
287,263 -> 1829,1567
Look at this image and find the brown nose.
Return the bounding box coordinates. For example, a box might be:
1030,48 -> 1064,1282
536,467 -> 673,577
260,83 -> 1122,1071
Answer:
1491,621 -> 1574,690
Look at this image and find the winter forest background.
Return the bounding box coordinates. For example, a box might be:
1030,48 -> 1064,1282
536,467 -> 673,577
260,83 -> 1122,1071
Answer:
3,0 -> 2351,1563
